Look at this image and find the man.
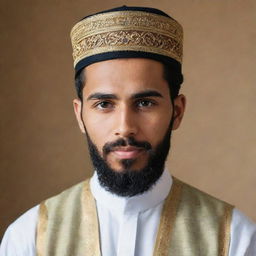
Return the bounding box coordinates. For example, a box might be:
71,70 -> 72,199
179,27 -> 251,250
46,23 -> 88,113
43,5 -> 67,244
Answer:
0,5 -> 255,256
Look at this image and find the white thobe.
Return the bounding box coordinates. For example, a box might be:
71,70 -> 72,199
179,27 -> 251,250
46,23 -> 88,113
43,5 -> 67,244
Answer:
1,170 -> 256,256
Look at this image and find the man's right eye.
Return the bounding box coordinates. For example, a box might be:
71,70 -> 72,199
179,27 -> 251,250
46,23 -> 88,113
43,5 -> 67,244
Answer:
94,101 -> 114,110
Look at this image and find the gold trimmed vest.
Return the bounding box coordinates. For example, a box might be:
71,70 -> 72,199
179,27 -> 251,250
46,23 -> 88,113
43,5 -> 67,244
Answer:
36,177 -> 233,256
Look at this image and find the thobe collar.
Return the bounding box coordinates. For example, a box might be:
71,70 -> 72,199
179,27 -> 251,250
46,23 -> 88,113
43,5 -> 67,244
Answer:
90,168 -> 172,215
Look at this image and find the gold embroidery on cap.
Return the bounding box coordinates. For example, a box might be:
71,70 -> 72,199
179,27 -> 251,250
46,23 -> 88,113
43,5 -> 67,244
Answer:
71,11 -> 183,67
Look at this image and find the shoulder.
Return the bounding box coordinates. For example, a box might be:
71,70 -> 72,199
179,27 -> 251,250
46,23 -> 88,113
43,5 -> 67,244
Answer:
0,181 -> 89,256
175,178 -> 256,254
44,180 -> 88,214
174,177 -> 233,213
230,208 -> 256,256
0,205 -> 39,256
46,180 -> 86,203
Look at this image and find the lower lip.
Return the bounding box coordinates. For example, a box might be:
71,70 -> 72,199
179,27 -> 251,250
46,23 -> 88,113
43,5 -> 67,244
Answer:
112,149 -> 144,159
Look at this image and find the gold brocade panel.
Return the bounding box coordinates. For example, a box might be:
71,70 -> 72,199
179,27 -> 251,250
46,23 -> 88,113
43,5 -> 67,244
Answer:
37,177 -> 233,256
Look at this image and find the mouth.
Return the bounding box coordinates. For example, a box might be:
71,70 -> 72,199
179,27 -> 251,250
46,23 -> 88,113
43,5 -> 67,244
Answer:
111,146 -> 145,159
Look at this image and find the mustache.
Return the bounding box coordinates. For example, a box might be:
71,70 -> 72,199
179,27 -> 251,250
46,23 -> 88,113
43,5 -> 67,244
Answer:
103,137 -> 152,155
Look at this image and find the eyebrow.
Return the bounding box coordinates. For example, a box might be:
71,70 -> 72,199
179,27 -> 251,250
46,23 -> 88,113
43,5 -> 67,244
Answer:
87,93 -> 118,101
131,90 -> 163,99
86,90 -> 163,101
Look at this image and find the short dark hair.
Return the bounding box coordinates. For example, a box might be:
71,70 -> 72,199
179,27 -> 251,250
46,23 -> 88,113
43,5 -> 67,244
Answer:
74,63 -> 183,101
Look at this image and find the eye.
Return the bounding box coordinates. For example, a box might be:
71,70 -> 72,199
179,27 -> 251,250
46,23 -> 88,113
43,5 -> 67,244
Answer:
94,101 -> 114,110
136,99 -> 156,108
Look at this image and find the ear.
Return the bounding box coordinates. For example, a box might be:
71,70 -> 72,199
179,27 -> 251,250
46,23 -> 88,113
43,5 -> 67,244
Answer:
172,94 -> 186,130
73,99 -> 86,133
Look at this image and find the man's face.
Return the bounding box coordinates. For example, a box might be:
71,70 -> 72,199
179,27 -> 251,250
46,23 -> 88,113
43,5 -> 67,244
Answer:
73,58 -> 185,194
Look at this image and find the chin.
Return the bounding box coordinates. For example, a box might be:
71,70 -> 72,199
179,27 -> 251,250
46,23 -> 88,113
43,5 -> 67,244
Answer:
111,158 -> 148,172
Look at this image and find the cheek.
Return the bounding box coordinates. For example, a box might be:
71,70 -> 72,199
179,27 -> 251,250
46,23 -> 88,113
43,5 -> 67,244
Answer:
82,112 -> 114,150
140,113 -> 172,145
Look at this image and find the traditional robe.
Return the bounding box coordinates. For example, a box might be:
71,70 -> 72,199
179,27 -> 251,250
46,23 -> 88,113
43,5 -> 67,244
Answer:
1,170 -> 256,255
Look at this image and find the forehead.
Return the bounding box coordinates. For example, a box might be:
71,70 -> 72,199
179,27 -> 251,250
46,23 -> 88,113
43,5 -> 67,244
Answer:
83,58 -> 170,96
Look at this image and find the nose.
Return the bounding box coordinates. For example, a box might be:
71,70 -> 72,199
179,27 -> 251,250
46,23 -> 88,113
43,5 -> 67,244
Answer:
114,106 -> 138,137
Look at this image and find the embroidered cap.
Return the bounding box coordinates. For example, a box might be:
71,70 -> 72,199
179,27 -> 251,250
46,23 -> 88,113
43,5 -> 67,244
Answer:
70,6 -> 183,73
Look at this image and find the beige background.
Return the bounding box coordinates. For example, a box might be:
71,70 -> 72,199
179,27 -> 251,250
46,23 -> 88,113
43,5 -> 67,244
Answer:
0,0 -> 255,239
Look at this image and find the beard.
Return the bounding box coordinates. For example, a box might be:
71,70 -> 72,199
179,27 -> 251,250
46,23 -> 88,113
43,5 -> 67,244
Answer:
85,119 -> 173,197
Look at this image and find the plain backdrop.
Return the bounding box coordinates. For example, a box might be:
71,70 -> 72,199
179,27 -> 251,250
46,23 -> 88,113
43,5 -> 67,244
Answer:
0,0 -> 255,239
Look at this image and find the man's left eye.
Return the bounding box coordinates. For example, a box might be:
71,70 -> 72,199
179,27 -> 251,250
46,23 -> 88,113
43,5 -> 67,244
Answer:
136,100 -> 155,108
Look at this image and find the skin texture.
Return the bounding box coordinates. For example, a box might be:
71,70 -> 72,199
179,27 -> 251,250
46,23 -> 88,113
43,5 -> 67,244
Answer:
73,58 -> 186,173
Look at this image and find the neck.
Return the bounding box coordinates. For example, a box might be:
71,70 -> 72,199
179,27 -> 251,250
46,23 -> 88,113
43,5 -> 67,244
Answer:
90,168 -> 172,215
